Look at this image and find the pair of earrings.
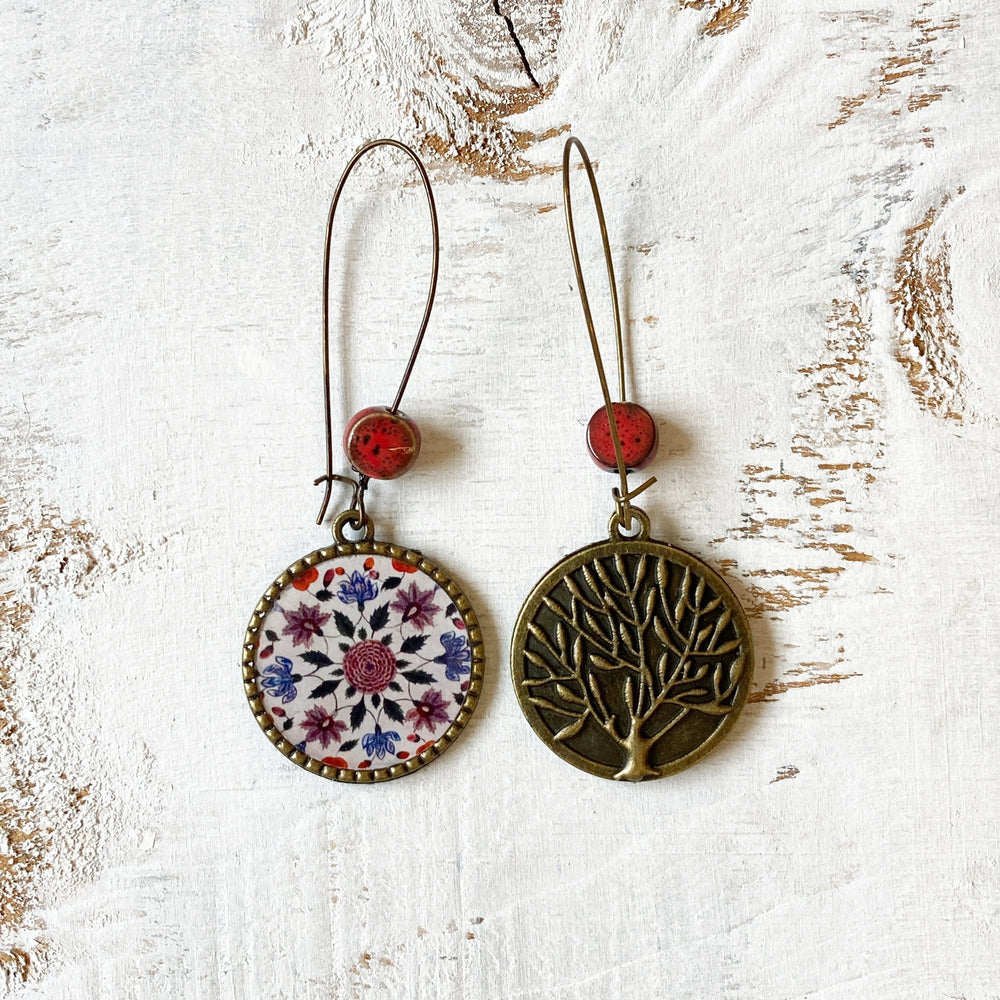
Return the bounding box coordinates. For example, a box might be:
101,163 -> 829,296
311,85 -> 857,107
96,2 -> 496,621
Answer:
242,137 -> 754,784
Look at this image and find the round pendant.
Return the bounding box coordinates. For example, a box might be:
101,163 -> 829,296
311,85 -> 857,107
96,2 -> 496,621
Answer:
244,540 -> 484,782
511,519 -> 753,781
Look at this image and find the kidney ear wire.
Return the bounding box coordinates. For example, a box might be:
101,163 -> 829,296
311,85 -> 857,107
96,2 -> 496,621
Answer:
563,136 -> 656,532
314,138 -> 440,528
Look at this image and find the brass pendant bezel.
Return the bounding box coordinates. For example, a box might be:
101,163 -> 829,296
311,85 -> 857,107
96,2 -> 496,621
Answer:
511,534 -> 754,781
244,539 -> 485,783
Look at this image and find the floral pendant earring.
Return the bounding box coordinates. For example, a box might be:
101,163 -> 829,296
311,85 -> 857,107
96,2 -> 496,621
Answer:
243,139 -> 484,783
511,138 -> 753,782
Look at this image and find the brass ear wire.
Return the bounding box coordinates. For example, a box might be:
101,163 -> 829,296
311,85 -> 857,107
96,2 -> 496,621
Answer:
314,139 -> 440,526
562,136 -> 656,531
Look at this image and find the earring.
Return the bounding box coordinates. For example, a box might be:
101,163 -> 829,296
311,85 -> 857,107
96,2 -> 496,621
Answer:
243,140 -> 484,783
510,138 -> 753,782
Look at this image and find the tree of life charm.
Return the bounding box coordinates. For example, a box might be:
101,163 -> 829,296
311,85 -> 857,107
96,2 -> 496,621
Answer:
511,534 -> 753,781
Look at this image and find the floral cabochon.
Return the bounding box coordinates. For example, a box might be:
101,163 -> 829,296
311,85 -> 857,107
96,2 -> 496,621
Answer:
244,543 -> 484,782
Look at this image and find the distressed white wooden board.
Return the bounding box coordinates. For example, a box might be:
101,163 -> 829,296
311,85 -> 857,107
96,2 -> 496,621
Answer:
3,0 -> 1000,996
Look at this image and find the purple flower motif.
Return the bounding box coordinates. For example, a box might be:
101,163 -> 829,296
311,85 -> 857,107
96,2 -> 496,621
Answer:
435,631 -> 471,681
301,705 -> 348,749
280,602 -> 330,648
337,570 -> 378,607
361,725 -> 401,760
390,582 -> 441,631
260,656 -> 299,704
405,688 -> 450,734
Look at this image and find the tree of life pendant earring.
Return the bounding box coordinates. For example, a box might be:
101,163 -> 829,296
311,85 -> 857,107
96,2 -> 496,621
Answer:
510,137 -> 753,782
243,139 -> 485,783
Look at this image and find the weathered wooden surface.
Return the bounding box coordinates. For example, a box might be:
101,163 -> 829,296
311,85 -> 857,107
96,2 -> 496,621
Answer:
3,0 -> 999,995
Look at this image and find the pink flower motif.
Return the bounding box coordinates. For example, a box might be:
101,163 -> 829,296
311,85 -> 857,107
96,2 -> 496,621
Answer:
405,688 -> 450,734
390,582 -> 441,631
300,706 -> 347,749
343,639 -> 397,694
280,602 -> 330,648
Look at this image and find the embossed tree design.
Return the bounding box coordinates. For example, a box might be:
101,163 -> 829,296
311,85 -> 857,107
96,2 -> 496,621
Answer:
521,553 -> 747,781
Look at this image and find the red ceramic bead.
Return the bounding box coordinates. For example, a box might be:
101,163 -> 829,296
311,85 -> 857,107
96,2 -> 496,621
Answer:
586,402 -> 658,471
343,406 -> 421,479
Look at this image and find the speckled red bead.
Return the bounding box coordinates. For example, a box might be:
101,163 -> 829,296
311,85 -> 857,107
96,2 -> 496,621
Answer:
343,406 -> 421,479
587,402 -> 658,471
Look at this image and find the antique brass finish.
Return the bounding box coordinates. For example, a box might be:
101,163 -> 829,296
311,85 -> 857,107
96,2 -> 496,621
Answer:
508,136 -> 754,780
511,518 -> 753,781
608,506 -> 651,542
243,140 -> 485,784
244,539 -> 485,784
332,507 -> 374,543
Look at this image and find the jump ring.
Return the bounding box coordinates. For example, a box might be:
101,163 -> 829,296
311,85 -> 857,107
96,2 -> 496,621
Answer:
608,506 -> 651,542
333,508 -> 375,543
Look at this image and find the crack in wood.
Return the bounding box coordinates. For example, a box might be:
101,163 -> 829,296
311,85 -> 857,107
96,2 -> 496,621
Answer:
492,0 -> 540,88
280,2 -> 564,181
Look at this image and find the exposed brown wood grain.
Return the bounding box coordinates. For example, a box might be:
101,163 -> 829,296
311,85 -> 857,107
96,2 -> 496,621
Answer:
890,190 -> 967,421
0,504 -> 103,983
770,765 -> 799,783
0,401 -> 143,985
678,0 -> 752,36
730,8 -> 972,714
283,1 -> 567,181
824,7 -> 960,145
713,5 -> 963,705
717,290 -> 882,621
749,669 -> 862,703
0,947 -> 41,986
718,285 -> 886,704
0,0 -> 996,991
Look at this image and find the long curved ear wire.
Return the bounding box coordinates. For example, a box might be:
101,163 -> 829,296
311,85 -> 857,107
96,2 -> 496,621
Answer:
510,139 -> 753,781
313,138 -> 440,530
244,137 -> 486,784
562,136 -> 656,534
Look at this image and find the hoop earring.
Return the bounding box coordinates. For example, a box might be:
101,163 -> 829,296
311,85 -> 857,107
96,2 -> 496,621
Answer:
243,139 -> 485,784
510,137 -> 754,782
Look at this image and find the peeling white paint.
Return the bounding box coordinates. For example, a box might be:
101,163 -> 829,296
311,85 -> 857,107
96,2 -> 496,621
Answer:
2,0 -> 1000,996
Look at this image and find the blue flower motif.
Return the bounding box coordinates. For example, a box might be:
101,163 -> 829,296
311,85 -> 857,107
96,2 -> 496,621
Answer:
261,656 -> 298,704
361,725 -> 401,760
337,569 -> 378,607
435,631 -> 471,681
